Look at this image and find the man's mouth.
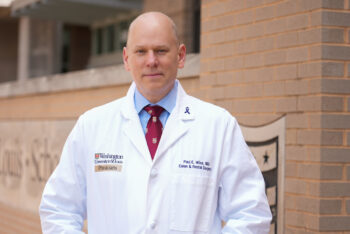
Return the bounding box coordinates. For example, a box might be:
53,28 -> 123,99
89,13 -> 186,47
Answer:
143,73 -> 163,77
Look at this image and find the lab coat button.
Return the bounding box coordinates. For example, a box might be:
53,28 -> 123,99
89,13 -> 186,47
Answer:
150,168 -> 158,178
150,221 -> 157,229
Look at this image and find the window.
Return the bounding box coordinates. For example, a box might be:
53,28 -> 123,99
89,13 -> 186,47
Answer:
118,20 -> 129,49
96,28 -> 103,55
92,18 -> 133,56
61,27 -> 70,73
193,0 -> 201,53
106,25 -> 115,52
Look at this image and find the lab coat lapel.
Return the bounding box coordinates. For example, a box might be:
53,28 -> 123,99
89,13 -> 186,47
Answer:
155,82 -> 195,160
121,83 -> 153,164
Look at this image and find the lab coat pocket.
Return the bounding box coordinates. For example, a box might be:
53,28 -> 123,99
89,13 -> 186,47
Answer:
170,174 -> 215,233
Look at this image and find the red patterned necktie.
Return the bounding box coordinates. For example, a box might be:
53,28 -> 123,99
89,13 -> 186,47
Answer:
144,105 -> 164,159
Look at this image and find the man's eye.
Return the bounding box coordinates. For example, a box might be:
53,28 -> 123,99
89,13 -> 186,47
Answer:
136,50 -> 145,54
156,49 -> 167,54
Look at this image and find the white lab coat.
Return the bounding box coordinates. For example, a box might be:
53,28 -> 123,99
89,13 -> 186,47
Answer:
40,81 -> 272,234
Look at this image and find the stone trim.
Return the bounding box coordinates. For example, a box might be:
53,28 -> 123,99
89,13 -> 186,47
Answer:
0,53 -> 199,98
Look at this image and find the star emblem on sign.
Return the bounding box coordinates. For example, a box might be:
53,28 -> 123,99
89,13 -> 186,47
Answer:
263,151 -> 269,164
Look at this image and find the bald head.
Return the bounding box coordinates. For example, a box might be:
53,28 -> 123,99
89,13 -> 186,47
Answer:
127,12 -> 179,47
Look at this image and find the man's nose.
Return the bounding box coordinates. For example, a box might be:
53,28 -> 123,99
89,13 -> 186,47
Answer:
146,51 -> 158,67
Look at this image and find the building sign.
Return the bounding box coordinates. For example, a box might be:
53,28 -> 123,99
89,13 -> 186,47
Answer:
241,117 -> 285,234
0,120 -> 75,212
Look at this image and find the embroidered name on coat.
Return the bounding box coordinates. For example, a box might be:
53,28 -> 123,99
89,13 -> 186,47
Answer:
178,160 -> 212,171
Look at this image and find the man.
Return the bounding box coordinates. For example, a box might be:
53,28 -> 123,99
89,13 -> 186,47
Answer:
40,12 -> 272,233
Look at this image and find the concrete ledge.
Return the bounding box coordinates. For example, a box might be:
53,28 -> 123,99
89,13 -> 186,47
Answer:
0,53 -> 199,98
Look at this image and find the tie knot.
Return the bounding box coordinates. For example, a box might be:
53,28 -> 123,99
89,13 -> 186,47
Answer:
144,105 -> 164,117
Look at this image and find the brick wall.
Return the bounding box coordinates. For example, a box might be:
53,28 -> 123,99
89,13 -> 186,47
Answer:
201,0 -> 350,232
0,202 -> 41,234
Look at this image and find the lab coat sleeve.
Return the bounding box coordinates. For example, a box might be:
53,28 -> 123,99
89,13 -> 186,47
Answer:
39,116 -> 87,233
218,114 -> 272,234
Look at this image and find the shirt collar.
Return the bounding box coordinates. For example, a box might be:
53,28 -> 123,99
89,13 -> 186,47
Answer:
134,81 -> 178,114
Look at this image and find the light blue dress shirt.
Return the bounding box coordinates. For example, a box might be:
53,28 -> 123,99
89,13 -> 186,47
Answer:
134,81 -> 178,134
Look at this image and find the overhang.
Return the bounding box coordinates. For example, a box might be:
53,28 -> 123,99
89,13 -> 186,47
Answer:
0,0 -> 13,7
11,0 -> 142,25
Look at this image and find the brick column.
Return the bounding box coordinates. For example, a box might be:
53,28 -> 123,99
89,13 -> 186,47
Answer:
201,0 -> 350,232
17,16 -> 30,81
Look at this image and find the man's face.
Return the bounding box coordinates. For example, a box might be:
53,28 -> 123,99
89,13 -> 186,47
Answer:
123,14 -> 186,103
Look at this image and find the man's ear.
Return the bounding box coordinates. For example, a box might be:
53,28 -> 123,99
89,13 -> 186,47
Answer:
177,44 -> 186,69
123,47 -> 130,71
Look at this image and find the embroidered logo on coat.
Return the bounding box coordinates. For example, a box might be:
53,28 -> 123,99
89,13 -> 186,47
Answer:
94,153 -> 124,172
